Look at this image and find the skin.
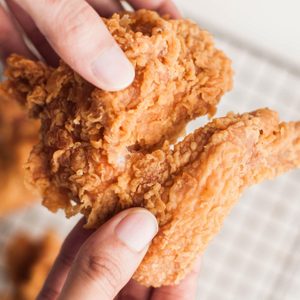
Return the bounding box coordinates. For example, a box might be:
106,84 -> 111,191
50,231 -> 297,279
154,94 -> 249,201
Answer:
38,209 -> 200,300
0,1 -> 199,299
0,0 -> 180,90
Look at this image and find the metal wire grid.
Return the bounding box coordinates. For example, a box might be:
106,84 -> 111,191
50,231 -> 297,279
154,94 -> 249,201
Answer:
0,19 -> 299,300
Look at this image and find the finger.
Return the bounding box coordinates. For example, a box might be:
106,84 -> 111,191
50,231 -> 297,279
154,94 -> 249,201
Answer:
126,0 -> 181,18
87,0 -> 123,17
5,0 -> 59,66
59,208 -> 158,300
0,5 -> 33,61
118,279 -> 151,300
151,258 -> 201,300
15,0 -> 135,91
37,219 -> 94,300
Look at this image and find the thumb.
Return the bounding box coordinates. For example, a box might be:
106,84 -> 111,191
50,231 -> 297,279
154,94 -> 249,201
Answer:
15,0 -> 135,91
58,208 -> 158,300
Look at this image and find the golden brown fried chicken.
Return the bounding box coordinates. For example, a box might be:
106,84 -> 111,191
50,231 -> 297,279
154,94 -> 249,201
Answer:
3,9 -> 232,223
132,109 -> 300,285
5,232 -> 60,300
0,87 -> 39,215
2,10 -> 299,287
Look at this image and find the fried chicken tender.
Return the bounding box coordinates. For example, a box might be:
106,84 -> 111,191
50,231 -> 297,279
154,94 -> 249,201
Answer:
0,87 -> 39,215
2,10 -> 299,287
5,232 -> 60,300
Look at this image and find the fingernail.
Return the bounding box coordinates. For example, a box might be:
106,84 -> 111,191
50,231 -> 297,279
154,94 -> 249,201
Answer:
91,44 -> 135,91
115,210 -> 158,252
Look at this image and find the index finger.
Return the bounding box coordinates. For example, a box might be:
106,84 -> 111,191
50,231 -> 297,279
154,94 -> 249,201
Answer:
14,0 -> 135,91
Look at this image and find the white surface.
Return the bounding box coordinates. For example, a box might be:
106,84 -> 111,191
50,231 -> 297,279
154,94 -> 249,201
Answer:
175,0 -> 300,69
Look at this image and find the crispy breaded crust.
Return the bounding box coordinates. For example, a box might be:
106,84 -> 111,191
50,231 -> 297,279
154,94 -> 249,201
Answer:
130,109 -> 300,285
2,10 -> 232,224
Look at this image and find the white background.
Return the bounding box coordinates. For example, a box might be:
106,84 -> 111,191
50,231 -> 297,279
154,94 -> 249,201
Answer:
175,0 -> 300,69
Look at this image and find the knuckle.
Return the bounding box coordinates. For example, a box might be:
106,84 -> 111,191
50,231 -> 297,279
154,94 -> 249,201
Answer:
45,1 -> 95,66
41,0 -> 91,42
54,3 -> 93,41
78,252 -> 123,296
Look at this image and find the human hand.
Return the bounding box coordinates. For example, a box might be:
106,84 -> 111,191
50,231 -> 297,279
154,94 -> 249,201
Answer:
0,0 -> 180,91
38,208 -> 200,300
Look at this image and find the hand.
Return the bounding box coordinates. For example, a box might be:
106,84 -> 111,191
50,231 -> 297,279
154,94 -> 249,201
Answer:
38,208 -> 200,300
0,0 -> 180,91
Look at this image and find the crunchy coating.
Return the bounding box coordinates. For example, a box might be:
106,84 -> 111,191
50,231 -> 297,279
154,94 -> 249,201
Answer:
2,10 -> 232,224
131,109 -> 300,285
0,87 -> 39,215
2,11 -> 299,287
5,232 -> 60,300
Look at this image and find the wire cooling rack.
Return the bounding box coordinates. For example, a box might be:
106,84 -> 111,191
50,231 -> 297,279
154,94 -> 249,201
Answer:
0,15 -> 300,300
